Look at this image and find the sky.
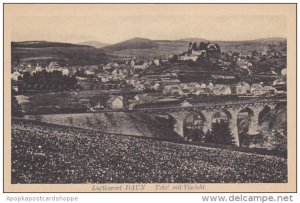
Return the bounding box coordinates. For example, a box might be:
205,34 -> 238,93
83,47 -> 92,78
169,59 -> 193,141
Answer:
7,4 -> 287,44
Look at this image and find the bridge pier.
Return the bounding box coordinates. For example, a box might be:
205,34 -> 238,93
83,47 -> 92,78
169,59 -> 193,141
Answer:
248,110 -> 260,135
246,106 -> 264,135
174,119 -> 184,137
202,110 -> 213,134
247,104 -> 276,135
228,110 -> 240,147
168,111 -> 186,137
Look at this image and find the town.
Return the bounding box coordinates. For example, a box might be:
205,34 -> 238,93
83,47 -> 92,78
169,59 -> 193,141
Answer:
11,39 -> 288,184
11,41 -> 287,113
7,2 -> 296,190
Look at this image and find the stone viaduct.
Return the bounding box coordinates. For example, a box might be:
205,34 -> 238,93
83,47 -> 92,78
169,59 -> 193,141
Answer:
132,98 -> 286,147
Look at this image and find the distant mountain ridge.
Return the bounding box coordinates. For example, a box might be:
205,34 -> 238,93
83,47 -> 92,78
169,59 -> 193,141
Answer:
179,38 -> 208,42
12,41 -> 93,48
11,41 -> 109,66
103,37 -> 159,51
11,37 -> 287,65
102,37 -> 287,59
77,41 -> 110,48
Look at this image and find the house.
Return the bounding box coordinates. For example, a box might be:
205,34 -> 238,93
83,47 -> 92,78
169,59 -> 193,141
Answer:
192,88 -> 210,96
207,82 -> 214,91
12,85 -> 18,93
161,76 -> 171,82
85,70 -> 95,75
180,100 -> 193,108
128,103 -> 136,110
151,82 -> 160,90
236,58 -> 253,70
129,60 -> 135,67
261,86 -> 275,96
191,49 -> 206,56
163,85 -> 180,95
62,68 -> 69,76
68,67 -> 77,75
134,83 -> 145,92
103,63 -> 119,71
281,68 -> 287,76
76,76 -> 87,81
179,83 -> 189,90
126,79 -> 137,86
134,94 -> 148,101
212,84 -> 231,95
48,61 -> 60,69
273,78 -> 286,86
111,75 -> 123,81
11,71 -> 22,81
180,89 -> 191,97
161,73 -> 179,83
133,61 -> 149,70
200,83 -> 207,88
251,83 -> 264,95
178,53 -> 198,61
46,61 -> 63,73
153,59 -> 160,66
206,43 -> 221,56
103,64 -> 112,71
273,78 -> 287,94
134,94 -> 159,104
35,64 -> 43,72
274,84 -> 287,94
169,86 -> 183,97
251,84 -> 274,96
231,81 -> 251,95
24,65 -> 36,74
188,82 -> 201,90
107,96 -> 123,109
101,76 -> 110,83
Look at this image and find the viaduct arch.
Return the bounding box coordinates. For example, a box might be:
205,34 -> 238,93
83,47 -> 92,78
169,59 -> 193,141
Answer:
164,104 -> 277,147
133,98 -> 283,147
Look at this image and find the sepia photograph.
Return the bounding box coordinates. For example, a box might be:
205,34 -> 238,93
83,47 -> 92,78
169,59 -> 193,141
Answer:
3,3 -> 297,192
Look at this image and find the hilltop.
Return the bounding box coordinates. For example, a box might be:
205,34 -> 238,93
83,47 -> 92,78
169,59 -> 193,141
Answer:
11,41 -> 111,66
103,37 -> 287,59
77,40 -> 110,48
103,37 -> 159,51
215,38 -> 287,53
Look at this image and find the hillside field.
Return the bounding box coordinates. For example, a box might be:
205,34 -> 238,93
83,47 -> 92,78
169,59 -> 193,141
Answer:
12,118 -> 287,184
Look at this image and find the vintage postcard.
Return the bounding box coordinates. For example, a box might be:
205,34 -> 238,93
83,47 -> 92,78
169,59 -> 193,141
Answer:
3,4 -> 296,192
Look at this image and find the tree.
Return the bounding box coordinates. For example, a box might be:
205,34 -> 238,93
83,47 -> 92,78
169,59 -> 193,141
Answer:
192,42 -> 198,51
215,43 -> 221,53
19,70 -> 77,92
204,129 -> 213,143
169,55 -> 178,63
11,95 -> 23,117
210,120 -> 235,146
199,42 -> 207,51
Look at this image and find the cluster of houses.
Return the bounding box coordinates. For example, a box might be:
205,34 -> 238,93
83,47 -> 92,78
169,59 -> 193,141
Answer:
102,78 -> 286,111
12,57 -> 162,81
125,72 -> 179,92
162,81 -> 282,97
11,62 -> 73,81
12,50 -> 287,112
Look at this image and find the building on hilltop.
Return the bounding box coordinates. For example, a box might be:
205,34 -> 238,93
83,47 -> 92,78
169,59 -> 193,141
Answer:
178,41 -> 221,61
107,96 -> 124,109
